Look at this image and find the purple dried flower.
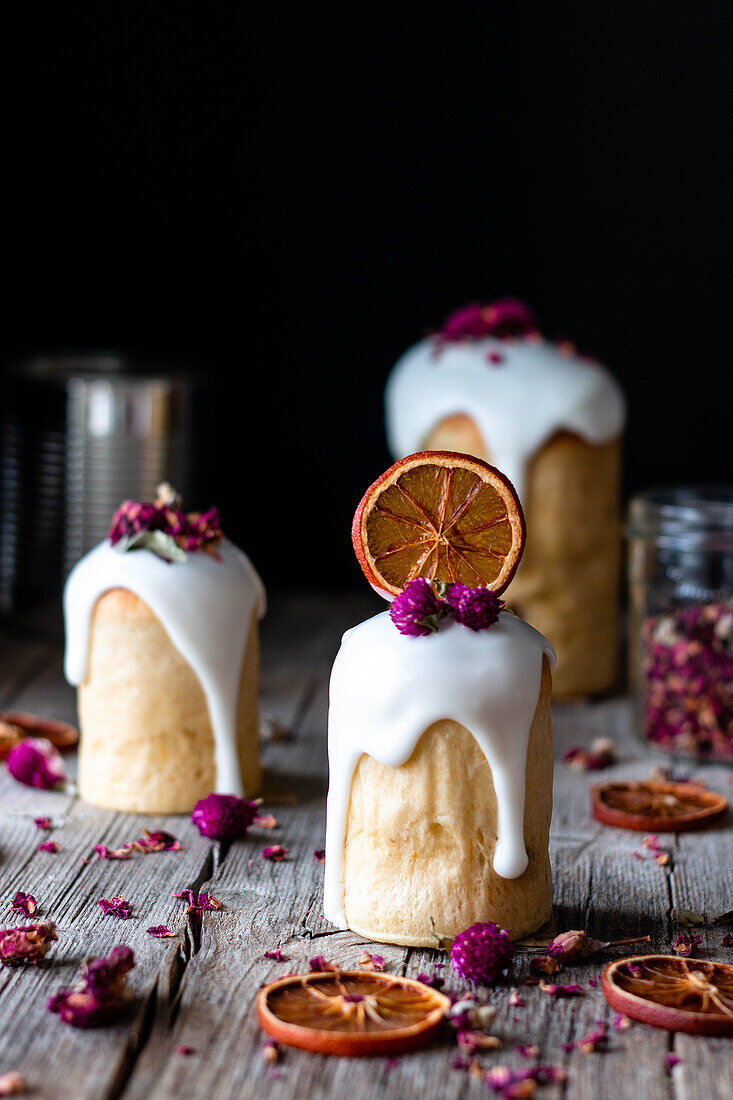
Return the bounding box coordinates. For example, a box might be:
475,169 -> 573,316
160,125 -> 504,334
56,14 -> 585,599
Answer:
262,845 -> 288,862
0,920 -> 57,965
173,890 -> 222,913
449,922 -> 515,984
673,934 -> 702,957
390,578 -> 447,637
37,841 -> 59,853
445,584 -> 504,631
440,299 -> 538,341
6,737 -> 65,790
47,945 -> 135,1028
97,896 -> 132,920
9,891 -> 37,918
191,793 -> 259,840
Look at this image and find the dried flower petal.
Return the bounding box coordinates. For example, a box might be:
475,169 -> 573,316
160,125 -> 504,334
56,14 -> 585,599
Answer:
0,1072 -> 25,1097
415,971 -> 444,989
7,737 -> 65,790
9,892 -> 37,918
538,981 -> 583,997
262,1039 -> 279,1065
33,816 -> 53,830
0,920 -> 58,965
125,829 -> 182,854
508,991 -> 524,1007
173,890 -> 222,913
108,489 -> 223,560
673,934 -> 702,957
529,955 -> 560,975
309,955 -> 338,972
264,948 -> 285,961
313,848 -> 326,863
566,1024 -> 607,1053
147,925 -> 176,938
177,1044 -> 194,1055
37,841 -> 59,853
561,737 -> 615,771
98,896 -> 132,920
613,1012 -> 632,1030
666,1053 -> 681,1068
262,845 -> 288,862
359,951 -> 385,971
516,1044 -> 540,1059
255,813 -> 277,829
191,794 -> 259,840
93,844 -> 132,861
47,945 -> 135,1028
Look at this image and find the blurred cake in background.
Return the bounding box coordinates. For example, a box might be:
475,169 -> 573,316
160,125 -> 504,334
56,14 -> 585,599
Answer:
385,299 -> 626,696
64,484 -> 264,813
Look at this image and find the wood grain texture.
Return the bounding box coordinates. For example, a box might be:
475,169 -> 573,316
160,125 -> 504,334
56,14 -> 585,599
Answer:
1,593 -> 733,1099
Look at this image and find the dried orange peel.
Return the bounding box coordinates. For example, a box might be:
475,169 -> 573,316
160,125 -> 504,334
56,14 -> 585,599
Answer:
602,955 -> 733,1035
257,970 -> 450,1056
352,451 -> 525,598
0,711 -> 78,761
591,779 -> 726,832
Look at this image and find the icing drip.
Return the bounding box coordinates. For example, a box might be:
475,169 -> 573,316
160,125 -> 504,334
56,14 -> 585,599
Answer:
63,539 -> 265,796
385,336 -> 625,501
324,611 -> 555,929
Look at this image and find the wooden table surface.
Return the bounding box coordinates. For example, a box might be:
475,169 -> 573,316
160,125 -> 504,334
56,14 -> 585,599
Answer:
2,591 -> 733,1100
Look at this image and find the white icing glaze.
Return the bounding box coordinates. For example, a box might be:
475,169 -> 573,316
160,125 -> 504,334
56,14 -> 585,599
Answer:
385,336 -> 625,500
323,611 -> 555,929
63,539 -> 265,796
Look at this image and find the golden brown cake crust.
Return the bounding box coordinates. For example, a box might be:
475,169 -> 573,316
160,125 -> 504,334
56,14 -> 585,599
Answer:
342,657 -> 553,946
77,589 -> 260,813
423,415 -> 621,696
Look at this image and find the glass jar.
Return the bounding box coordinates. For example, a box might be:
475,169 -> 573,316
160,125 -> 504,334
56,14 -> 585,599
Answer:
628,487 -> 733,761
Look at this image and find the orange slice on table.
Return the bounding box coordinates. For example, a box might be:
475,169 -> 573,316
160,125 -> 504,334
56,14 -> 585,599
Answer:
352,451 -> 525,598
257,970 -> 450,1056
591,780 -> 726,832
602,955 -> 733,1035
0,711 -> 78,762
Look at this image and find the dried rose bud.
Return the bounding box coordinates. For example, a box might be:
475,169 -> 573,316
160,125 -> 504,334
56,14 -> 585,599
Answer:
547,930 -> 602,960
191,794 -> 259,841
450,922 -> 515,985
6,737 -> 65,790
0,920 -> 58,965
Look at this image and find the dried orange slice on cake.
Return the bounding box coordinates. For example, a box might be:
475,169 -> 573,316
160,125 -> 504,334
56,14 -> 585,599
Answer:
591,780 -> 726,832
257,970 -> 450,1056
352,451 -> 525,597
602,955 -> 733,1035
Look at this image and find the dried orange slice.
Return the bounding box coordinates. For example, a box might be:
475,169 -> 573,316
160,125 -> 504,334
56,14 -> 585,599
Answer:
0,711 -> 78,761
257,970 -> 450,1056
602,955 -> 733,1035
352,451 -> 525,597
591,780 -> 726,832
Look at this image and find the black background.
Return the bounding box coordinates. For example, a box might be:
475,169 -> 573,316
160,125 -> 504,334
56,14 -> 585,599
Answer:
3,5 -> 731,587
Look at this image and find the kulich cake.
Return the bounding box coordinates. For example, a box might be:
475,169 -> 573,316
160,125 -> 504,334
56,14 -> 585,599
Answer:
324,452 -> 555,946
64,485 -> 264,813
384,299 -> 626,696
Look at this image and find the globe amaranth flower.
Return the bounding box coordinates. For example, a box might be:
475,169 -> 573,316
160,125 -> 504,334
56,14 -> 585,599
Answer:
445,583 -> 504,631
389,578 -> 448,637
191,793 -> 259,840
440,299 -> 538,341
449,921 -> 515,984
6,737 -> 66,790
0,920 -> 58,965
